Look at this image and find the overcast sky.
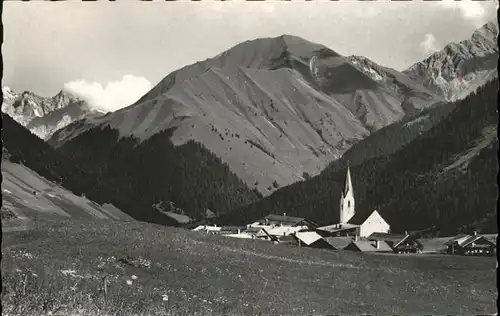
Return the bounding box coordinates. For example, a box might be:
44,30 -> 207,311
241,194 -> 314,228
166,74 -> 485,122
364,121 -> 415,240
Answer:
2,0 -> 497,112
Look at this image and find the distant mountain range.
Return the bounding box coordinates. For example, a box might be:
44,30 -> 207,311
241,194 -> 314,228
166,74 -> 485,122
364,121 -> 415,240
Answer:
2,21 -> 497,231
1,87 -> 105,140
46,35 -> 447,195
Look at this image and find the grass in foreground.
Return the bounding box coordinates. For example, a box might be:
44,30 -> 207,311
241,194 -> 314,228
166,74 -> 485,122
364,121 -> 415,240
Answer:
1,218 -> 497,316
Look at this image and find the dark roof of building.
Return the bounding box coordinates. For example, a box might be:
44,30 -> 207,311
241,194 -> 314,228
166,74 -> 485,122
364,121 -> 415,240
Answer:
348,240 -> 392,252
262,214 -> 318,227
460,235 -> 495,248
220,226 -> 246,232
367,233 -> 414,247
323,237 -> 353,249
483,234 -> 497,245
347,211 -> 372,225
444,234 -> 470,246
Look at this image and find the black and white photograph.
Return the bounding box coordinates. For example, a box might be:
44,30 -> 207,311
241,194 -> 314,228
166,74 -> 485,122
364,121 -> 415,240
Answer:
1,0 -> 498,315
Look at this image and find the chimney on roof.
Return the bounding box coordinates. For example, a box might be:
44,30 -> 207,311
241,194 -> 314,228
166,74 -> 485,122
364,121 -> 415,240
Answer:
405,230 -> 408,236
214,224 -> 217,228
237,229 -> 241,234
283,213 -> 286,217
375,240 -> 380,249
473,231 -> 477,236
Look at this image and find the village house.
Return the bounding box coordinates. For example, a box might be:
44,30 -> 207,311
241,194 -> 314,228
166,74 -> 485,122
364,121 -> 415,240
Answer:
216,226 -> 247,235
192,224 -> 221,234
293,231 -> 334,249
368,232 -> 423,254
316,164 -> 391,238
445,232 -> 496,256
248,214 -> 318,237
344,239 -> 393,253
419,237 -> 450,254
322,236 -> 354,250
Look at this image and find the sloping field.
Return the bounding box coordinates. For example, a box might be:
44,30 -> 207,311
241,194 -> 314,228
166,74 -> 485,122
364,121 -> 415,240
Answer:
2,219 -> 496,316
1,160 -> 133,232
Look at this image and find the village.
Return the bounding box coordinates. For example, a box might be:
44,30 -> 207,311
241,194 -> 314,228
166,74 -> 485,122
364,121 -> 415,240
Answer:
192,166 -> 497,257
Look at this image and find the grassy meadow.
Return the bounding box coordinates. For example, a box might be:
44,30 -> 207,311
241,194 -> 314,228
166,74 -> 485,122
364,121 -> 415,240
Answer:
1,218 -> 497,316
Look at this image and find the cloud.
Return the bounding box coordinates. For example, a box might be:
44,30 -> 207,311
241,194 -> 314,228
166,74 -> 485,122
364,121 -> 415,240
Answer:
63,74 -> 152,112
437,0 -> 489,26
419,33 -> 439,55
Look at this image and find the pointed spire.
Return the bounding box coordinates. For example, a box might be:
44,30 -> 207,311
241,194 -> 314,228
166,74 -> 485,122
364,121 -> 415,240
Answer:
344,161 -> 353,196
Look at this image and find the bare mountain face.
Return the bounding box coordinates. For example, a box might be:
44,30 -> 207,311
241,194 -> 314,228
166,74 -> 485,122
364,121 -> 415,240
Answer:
49,35 -> 442,195
404,21 -> 498,101
1,86 -> 105,140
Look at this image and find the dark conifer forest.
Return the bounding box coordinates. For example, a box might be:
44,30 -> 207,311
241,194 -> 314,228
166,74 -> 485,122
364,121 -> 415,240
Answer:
218,80 -> 498,236
2,116 -> 260,224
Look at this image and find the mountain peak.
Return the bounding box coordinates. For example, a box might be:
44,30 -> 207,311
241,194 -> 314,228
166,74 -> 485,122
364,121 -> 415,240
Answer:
403,21 -> 498,101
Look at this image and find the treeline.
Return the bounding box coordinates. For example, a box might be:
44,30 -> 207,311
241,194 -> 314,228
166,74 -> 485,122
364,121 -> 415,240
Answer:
218,80 -> 498,235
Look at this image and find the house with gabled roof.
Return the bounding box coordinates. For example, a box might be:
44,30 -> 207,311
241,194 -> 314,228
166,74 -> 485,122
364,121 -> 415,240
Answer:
258,214 -> 319,228
445,232 -> 496,256
368,232 -> 423,254
192,224 -> 221,234
293,232 -> 334,249
316,164 -> 391,238
323,236 -> 354,250
247,213 -> 317,237
344,239 -> 393,253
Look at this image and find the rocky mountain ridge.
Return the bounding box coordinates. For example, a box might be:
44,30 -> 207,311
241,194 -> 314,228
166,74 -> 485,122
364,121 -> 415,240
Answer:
1,86 -> 105,139
403,21 -> 498,101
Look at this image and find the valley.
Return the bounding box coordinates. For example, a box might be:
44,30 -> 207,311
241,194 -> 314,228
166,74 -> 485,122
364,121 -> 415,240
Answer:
1,11 -> 498,316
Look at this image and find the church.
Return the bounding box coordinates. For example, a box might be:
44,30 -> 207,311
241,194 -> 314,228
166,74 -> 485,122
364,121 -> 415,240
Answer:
316,164 -> 391,238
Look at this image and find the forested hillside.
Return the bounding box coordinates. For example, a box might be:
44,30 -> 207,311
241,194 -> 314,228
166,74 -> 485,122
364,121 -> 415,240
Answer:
3,115 -> 260,224
218,80 -> 498,235
56,126 -> 261,220
2,115 -> 178,225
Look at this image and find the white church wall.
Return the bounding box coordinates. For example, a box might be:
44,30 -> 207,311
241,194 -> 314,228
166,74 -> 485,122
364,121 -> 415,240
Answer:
359,211 -> 391,237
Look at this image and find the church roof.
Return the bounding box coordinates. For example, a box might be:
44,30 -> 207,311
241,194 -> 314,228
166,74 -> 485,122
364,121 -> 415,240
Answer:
346,211 -> 371,225
343,164 -> 353,196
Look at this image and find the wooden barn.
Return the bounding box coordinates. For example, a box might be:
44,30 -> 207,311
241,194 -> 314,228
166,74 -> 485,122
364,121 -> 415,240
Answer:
445,233 -> 496,256
368,232 -> 423,254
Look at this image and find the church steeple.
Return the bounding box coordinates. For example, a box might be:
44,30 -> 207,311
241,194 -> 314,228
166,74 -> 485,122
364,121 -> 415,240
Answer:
339,161 -> 355,223
343,161 -> 353,196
